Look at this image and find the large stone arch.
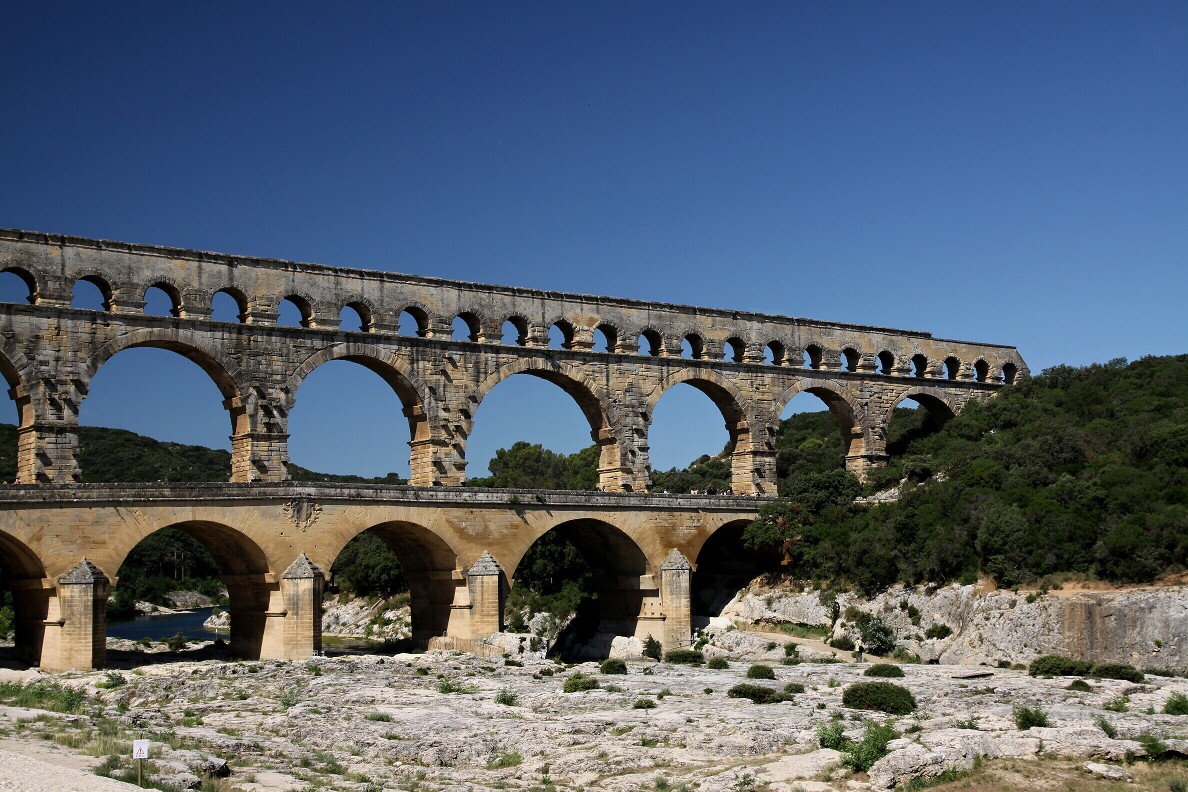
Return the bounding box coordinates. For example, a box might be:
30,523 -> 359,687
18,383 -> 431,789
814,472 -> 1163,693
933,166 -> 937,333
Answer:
876,385 -> 961,460
646,368 -> 765,494
0,346 -> 40,483
505,518 -> 652,660
103,520 -> 274,659
689,518 -> 780,621
318,519 -> 462,648
774,377 -> 867,470
0,530 -> 50,666
465,358 -> 624,491
285,343 -> 437,485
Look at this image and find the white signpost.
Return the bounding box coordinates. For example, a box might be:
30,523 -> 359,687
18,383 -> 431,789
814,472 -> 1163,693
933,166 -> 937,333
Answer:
132,739 -> 149,784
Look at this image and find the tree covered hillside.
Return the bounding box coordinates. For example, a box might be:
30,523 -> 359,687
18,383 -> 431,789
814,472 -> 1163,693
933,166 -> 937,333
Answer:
747,355 -> 1188,592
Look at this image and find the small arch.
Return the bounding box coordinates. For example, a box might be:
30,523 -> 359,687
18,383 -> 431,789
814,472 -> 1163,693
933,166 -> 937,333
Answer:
550,319 -> 576,350
340,301 -> 374,333
593,323 -> 617,353
1001,362 -> 1018,385
0,267 -> 37,304
278,295 -> 313,328
211,288 -> 247,323
502,316 -> 529,346
803,344 -> 823,370
973,359 -> 990,383
723,337 -> 745,363
682,334 -> 705,359
877,351 -> 896,375
765,341 -> 786,366
638,329 -> 663,357
452,312 -> 482,343
944,356 -> 962,380
144,283 -> 181,317
910,353 -> 929,378
398,306 -> 430,337
841,347 -> 859,372
775,378 -> 865,465
71,275 -> 113,311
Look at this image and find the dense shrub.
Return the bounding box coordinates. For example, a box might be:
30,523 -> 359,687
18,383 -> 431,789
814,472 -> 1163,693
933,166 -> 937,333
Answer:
1066,679 -> 1094,692
746,664 -> 776,680
924,624 -> 953,640
707,657 -> 729,670
562,673 -> 599,693
1014,706 -> 1050,730
642,635 -> 662,661
841,723 -> 899,773
783,682 -> 805,694
599,658 -> 627,675
632,698 -> 656,709
1165,692 -> 1188,716
818,720 -> 846,750
727,684 -> 791,704
830,636 -> 855,651
1028,655 -> 1092,677
663,649 -> 704,665
842,682 -> 917,715
1088,663 -> 1145,683
784,641 -> 800,658
864,663 -> 904,678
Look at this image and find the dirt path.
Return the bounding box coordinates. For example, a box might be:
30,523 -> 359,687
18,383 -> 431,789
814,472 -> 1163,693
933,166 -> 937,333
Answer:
732,622 -> 859,662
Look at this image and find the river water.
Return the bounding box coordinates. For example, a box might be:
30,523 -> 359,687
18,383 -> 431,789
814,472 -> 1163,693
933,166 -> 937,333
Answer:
107,607 -> 225,642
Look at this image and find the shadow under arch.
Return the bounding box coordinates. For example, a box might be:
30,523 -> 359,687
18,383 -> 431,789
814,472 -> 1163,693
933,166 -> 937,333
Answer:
286,344 -> 435,483
647,369 -> 754,493
508,518 -> 649,661
775,378 -> 865,462
468,359 -> 621,490
107,521 -> 272,663
690,520 -> 782,626
882,387 -> 959,457
0,531 -> 50,667
325,520 -> 460,650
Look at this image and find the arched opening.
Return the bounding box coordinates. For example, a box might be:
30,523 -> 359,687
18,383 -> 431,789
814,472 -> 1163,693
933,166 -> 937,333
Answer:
803,344 -> 823,370
880,392 -> 957,481
452,313 -> 480,343
398,307 -> 429,337
841,347 -> 859,372
1001,362 -> 1018,385
288,358 -> 418,482
278,295 -> 312,328
502,317 -> 528,346
648,382 -> 733,494
72,276 -> 112,311
79,346 -> 240,482
776,386 -> 860,487
593,324 -> 616,353
508,519 -> 648,661
944,356 -> 962,380
211,289 -> 246,323
910,354 -> 929,378
340,304 -> 370,333
682,334 -> 705,359
327,522 -> 458,650
0,269 -> 36,304
723,338 -> 745,363
0,533 -> 50,667
465,371 -> 607,490
692,521 -> 782,623
549,320 -> 575,350
144,284 -> 181,317
106,522 -> 271,663
877,351 -> 896,376
0,353 -> 29,484
973,359 -> 990,383
765,341 -> 786,366
638,329 -> 662,357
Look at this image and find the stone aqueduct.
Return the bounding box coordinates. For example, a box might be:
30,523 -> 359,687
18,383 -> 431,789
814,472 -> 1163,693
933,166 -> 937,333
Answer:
0,229 -> 1027,672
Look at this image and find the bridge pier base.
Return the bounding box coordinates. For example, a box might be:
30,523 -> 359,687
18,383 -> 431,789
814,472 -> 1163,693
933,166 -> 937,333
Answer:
465,552 -> 505,638
659,550 -> 693,650
40,560 -> 108,673
261,555 -> 324,660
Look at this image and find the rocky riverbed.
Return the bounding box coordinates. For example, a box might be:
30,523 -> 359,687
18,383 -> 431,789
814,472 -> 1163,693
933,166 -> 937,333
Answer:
3,624 -> 1188,791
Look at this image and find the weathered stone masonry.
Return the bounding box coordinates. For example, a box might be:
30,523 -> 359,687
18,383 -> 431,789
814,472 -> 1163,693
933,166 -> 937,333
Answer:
0,229 -> 1027,671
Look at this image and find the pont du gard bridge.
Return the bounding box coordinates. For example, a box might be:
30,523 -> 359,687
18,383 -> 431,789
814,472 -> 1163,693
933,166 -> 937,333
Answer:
0,229 -> 1027,672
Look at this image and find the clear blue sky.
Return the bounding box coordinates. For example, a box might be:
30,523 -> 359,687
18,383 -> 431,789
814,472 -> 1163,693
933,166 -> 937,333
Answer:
1,2 -> 1185,478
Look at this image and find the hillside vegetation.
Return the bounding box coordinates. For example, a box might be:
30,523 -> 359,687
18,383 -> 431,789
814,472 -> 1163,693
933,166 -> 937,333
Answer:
746,355 -> 1188,592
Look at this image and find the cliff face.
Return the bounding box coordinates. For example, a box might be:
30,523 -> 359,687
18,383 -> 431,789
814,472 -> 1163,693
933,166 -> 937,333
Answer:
720,581 -> 1188,672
